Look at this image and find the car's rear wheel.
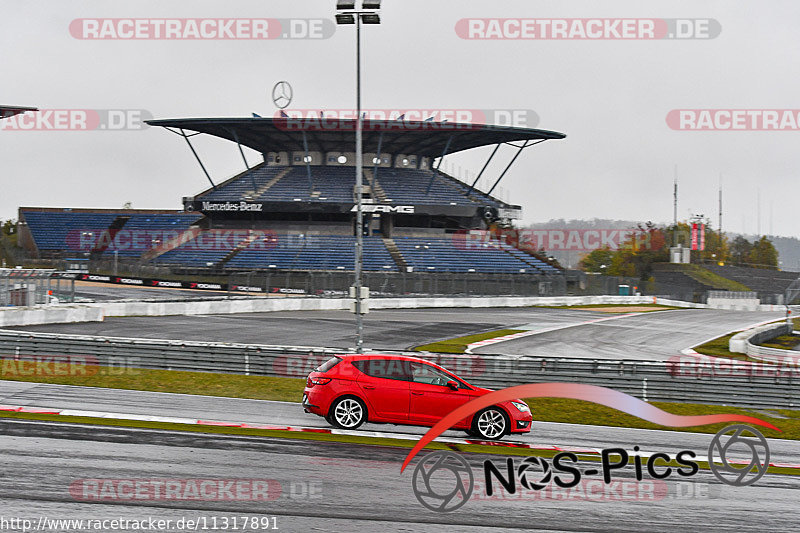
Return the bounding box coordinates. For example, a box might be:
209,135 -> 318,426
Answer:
327,396 -> 367,430
472,407 -> 508,440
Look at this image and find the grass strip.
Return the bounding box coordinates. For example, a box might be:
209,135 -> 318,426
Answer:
691,333 -> 755,362
414,329 -> 525,354
761,334 -> 800,350
526,397 -> 797,439
0,365 -> 306,402
529,304 -> 682,312
663,264 -> 752,291
4,366 -> 799,440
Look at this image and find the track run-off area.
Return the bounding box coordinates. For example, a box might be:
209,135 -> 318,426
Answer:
2,305 -> 797,531
8,306 -> 784,359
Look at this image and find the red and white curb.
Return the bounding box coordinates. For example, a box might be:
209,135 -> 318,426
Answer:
1,404 -> 798,470
466,313 -> 642,353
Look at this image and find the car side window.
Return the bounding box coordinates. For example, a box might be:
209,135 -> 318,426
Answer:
353,359 -> 409,381
409,362 -> 462,388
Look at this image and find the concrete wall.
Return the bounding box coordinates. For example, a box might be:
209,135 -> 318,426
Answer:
87,295 -> 707,318
0,294 -> 720,326
0,305 -> 104,327
707,297 -> 762,311
729,322 -> 792,354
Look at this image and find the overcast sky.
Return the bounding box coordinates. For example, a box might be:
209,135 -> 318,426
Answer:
2,0 -> 798,237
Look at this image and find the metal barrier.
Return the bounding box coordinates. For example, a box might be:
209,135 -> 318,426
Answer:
0,329 -> 796,409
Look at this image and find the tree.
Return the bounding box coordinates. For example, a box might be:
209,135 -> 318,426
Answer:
1,219 -> 15,236
730,236 -> 754,267
579,247 -> 614,274
748,236 -> 779,269
606,222 -> 669,280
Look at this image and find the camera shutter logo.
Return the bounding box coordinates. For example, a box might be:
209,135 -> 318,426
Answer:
708,425 -> 770,486
517,456 -> 552,491
411,451 -> 473,512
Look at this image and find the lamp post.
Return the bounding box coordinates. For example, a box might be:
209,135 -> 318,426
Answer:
336,1 -> 381,354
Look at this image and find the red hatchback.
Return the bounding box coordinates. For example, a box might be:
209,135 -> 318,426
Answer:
302,354 -> 532,440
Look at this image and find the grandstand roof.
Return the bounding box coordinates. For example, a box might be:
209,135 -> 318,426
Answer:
0,106 -> 37,120
146,117 -> 566,157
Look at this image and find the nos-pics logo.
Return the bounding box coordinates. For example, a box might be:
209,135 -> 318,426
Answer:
400,384 -> 778,513
412,424 -> 771,512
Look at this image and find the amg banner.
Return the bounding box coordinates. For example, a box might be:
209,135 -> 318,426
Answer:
190,200 -> 497,218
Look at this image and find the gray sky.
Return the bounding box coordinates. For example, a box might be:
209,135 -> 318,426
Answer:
2,0 -> 798,237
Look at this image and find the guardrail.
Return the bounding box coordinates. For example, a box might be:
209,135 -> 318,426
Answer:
0,329 -> 796,409
729,321 -> 800,363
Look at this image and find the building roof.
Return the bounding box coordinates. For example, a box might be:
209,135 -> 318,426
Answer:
146,116 -> 566,157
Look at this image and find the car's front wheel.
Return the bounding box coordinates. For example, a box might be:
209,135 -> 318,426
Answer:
327,396 -> 367,430
472,407 -> 508,440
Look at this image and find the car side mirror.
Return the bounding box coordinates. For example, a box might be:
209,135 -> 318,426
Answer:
446,380 -> 459,391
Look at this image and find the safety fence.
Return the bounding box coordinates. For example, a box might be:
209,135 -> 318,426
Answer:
0,330 -> 796,409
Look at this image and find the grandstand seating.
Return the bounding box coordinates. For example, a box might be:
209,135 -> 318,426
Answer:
22,211 -> 201,256
201,166 -> 286,201
196,164 -> 505,207
226,235 -> 397,271
703,264 -> 799,294
260,167 -> 354,203
374,169 -> 473,206
393,236 -> 553,274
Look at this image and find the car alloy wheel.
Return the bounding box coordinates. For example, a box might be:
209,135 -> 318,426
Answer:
474,407 -> 507,440
329,397 -> 367,429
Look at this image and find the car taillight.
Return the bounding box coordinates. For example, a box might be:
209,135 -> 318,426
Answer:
309,377 -> 332,386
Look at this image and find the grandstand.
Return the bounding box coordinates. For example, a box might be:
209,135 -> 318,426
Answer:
15,116 -> 566,283
0,105 -> 37,120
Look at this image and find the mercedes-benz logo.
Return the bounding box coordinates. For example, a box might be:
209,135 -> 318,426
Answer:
708,425 -> 770,486
271,81 -> 293,110
411,451 -> 474,512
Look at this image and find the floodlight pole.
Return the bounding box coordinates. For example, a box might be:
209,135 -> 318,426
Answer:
338,2 -> 380,354
355,14 -> 364,354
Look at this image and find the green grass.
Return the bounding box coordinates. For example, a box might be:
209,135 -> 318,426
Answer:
4,365 -> 799,442
414,329 -> 525,354
692,333 -> 755,361
0,364 -> 306,402
662,264 -> 752,291
525,397 -> 795,439
530,304 -> 682,312
761,334 -> 800,350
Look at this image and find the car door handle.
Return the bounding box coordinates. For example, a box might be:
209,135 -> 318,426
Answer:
363,385 -> 376,390
411,391 -> 424,396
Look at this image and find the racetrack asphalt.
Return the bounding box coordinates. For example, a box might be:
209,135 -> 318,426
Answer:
8,307 -> 784,360
1,380 -> 798,532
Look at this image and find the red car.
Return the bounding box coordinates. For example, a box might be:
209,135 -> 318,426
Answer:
302,354 -> 532,440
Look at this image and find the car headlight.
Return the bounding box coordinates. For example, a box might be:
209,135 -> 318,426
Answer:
510,401 -> 530,413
